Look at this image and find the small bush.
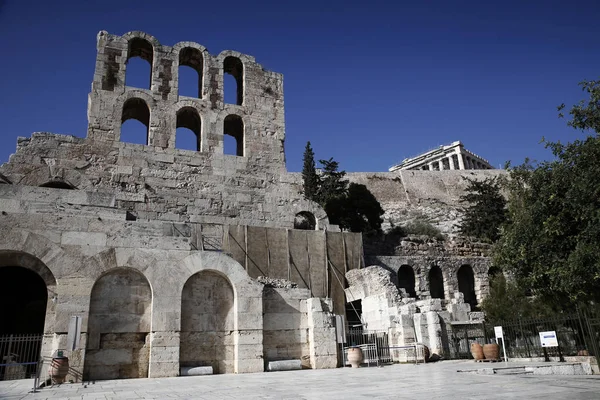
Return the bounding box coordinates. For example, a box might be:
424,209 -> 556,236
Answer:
387,220 -> 444,240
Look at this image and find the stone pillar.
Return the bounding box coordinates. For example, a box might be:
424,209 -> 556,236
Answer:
428,162 -> 435,171
456,150 -> 465,170
306,298 -> 337,369
438,160 -> 444,170
448,156 -> 455,170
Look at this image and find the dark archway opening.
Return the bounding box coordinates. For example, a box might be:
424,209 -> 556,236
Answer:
121,98 -> 150,145
397,265 -> 417,298
179,47 -> 203,98
429,265 -> 445,299
294,211 -> 316,230
0,267 -> 47,335
40,180 -> 75,190
176,107 -> 202,151
223,56 -> 243,105
126,38 -> 153,90
458,265 -> 477,310
224,115 -> 244,156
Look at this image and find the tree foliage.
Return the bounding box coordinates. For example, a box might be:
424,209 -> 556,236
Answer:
480,274 -> 554,324
300,147 -> 384,233
316,158 -> 348,205
301,141 -> 320,202
494,80 -> 600,307
326,183 -> 384,233
458,176 -> 507,242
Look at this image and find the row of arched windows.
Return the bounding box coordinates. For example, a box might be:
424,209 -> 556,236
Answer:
121,98 -> 244,156
126,38 -> 243,105
397,264 -> 478,308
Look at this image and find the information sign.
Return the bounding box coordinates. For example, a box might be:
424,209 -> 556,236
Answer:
539,331 -> 558,347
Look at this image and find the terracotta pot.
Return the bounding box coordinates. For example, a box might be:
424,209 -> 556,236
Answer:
577,349 -> 589,356
49,357 -> 69,384
347,347 -> 363,368
470,343 -> 484,360
483,343 -> 500,361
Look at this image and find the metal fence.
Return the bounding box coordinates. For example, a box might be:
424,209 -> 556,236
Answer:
345,328 -> 392,365
445,310 -> 600,366
0,334 -> 43,381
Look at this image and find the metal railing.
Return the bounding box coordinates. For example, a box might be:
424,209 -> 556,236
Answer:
0,334 -> 43,381
345,329 -> 392,365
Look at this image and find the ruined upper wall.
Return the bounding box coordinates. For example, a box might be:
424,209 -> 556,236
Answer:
88,31 -> 285,163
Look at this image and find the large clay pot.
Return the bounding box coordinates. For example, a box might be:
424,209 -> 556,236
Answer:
483,343 -> 500,361
347,347 -> 363,368
470,343 -> 484,360
49,357 -> 69,384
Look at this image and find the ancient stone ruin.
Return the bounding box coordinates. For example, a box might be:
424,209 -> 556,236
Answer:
0,31 -> 500,380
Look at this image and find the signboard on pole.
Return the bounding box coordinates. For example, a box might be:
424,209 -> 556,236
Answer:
494,326 -> 508,362
494,326 -> 503,339
539,331 -> 558,347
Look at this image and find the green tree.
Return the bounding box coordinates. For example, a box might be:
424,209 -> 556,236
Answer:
327,183 -> 384,233
458,176 -> 507,242
494,80 -> 600,307
481,274 -> 553,324
301,141 -> 320,202
316,158 -> 348,205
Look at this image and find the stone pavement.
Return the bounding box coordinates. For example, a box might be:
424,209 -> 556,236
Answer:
1,360 -> 600,400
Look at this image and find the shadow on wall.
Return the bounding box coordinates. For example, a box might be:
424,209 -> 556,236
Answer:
262,287 -> 307,368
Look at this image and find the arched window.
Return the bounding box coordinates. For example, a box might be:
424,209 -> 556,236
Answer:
294,211 -> 316,230
397,265 -> 417,298
223,56 -> 243,105
223,115 -> 244,156
458,264 -> 477,309
121,98 -> 150,145
429,265 -> 445,299
178,47 -> 203,98
176,107 -> 202,151
126,38 -> 153,90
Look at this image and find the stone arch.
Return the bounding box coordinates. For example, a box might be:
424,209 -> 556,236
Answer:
458,264 -> 477,309
177,46 -> 204,99
223,114 -> 244,156
428,264 -> 445,299
17,165 -> 92,190
0,251 -> 57,336
175,106 -> 202,151
223,56 -> 244,105
397,265 -> 417,298
290,199 -> 329,230
180,252 -> 263,374
84,267 -> 152,380
294,211 -> 317,230
124,33 -> 155,90
121,97 -> 151,145
180,271 -> 234,374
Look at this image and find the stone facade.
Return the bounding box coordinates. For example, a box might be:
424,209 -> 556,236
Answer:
0,30 -> 499,380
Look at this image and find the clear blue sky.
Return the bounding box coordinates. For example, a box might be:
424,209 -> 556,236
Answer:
1,0 -> 599,172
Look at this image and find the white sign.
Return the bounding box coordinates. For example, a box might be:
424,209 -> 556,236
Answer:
494,326 -> 503,339
539,331 -> 558,347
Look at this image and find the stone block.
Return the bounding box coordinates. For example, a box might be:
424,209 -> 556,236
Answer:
180,366 -> 213,376
267,359 -> 302,372
62,231 -> 107,247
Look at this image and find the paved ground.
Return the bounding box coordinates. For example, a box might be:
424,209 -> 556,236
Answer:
2,360 -> 600,399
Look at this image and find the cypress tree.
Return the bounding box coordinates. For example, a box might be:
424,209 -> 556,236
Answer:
301,141 -> 320,202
